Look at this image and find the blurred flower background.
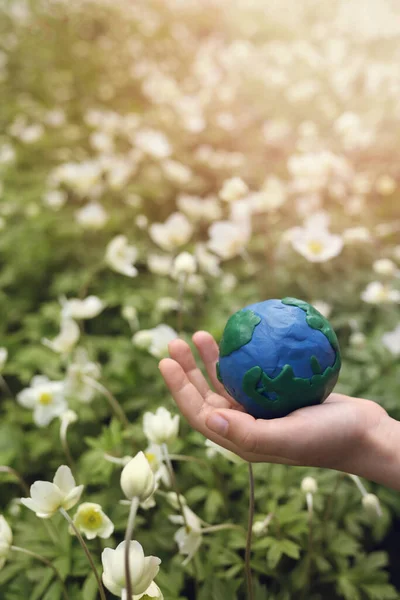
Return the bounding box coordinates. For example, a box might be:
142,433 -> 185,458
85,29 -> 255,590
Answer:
0,0 -> 399,598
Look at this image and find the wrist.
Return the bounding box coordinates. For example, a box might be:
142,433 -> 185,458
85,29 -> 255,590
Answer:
350,413 -> 400,490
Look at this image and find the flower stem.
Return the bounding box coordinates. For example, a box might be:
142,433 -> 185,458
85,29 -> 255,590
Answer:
168,454 -> 208,467
11,545 -> 70,600
59,508 -> 106,600
83,376 -> 130,429
177,276 -> 186,334
162,444 -> 189,530
348,473 -> 368,496
124,497 -> 140,600
246,463 -> 255,600
162,443 -> 199,586
202,523 -> 246,535
0,466 -> 30,496
60,421 -> 76,477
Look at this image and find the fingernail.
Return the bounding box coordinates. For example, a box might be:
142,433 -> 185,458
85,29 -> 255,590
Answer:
207,414 -> 229,436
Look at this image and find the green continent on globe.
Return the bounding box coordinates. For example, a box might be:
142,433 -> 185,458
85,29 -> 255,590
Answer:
282,297 -> 340,352
242,350 -> 340,416
219,309 -> 261,358
240,297 -> 342,416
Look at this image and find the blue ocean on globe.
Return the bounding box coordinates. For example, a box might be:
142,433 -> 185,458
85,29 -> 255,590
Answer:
217,298 -> 340,419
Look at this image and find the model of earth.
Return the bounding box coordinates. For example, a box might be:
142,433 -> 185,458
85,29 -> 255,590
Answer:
217,297 -> 341,419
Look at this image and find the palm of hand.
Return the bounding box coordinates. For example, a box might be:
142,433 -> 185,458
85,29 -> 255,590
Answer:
159,331 -> 387,473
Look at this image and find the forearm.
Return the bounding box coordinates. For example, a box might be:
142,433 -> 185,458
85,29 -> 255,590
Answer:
346,414 -> 400,491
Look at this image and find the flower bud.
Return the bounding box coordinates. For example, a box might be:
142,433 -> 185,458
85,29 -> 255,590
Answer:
362,493 -> 382,518
373,258 -> 397,276
349,332 -> 366,348
120,451 -> 156,501
143,407 -> 179,446
172,252 -> 197,278
301,476 -> 318,494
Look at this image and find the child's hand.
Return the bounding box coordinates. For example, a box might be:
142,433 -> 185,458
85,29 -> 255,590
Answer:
159,332 -> 397,488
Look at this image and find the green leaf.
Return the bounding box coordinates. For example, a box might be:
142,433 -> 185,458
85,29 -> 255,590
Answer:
360,583 -> 398,600
31,569 -> 54,600
337,577 -> 361,600
280,540 -> 300,560
82,572 -> 98,600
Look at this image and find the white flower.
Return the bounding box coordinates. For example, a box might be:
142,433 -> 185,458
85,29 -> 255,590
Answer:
106,235 -> 138,277
45,109 -> 66,127
255,176 -> 287,212
205,440 -> 245,464
361,281 -> 400,304
64,349 -> 101,404
301,477 -> 318,494
375,175 -> 396,196
51,161 -> 103,196
0,516 -> 12,570
18,124 -> 44,144
133,325 -> 178,358
21,465 -> 84,518
0,348 -> 8,372
362,494 -> 382,519
289,216 -> 343,263
373,258 -> 398,276
134,129 -> 171,159
143,407 -> 179,446
120,452 -> 156,501
170,506 -> 202,565
17,376 -> 67,427
311,301 -> 332,319
135,215 -> 148,230
349,332 -> 366,348
195,244 -> 220,277
177,195 -> 222,223
220,273 -> 237,292
90,131 -> 114,154
147,254 -> 173,276
0,143 -> 16,165
186,274 -> 206,295
42,319 -> 80,354
72,503 -> 114,540
149,212 -> 193,252
208,221 -> 251,260
130,581 -> 163,600
162,160 -> 192,185
144,444 -> 171,488
61,296 -> 105,320
252,514 -> 273,537
382,324 -> 400,356
76,202 -> 108,230
172,252 -> 197,278
343,227 -> 371,244
43,189 -> 67,210
102,540 -> 161,598
219,177 -> 248,202
155,297 -> 180,314
60,409 -> 78,428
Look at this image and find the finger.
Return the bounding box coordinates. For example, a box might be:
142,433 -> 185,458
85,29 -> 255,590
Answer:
205,408 -> 301,464
168,339 -> 232,409
192,331 -> 243,408
159,358 -> 279,462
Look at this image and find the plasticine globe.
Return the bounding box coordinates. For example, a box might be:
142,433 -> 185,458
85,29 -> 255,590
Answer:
216,297 -> 341,419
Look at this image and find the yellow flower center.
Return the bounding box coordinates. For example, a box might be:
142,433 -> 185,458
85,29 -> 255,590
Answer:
307,240 -> 324,255
377,287 -> 390,301
145,452 -> 156,465
39,392 -> 53,405
79,507 -> 103,529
